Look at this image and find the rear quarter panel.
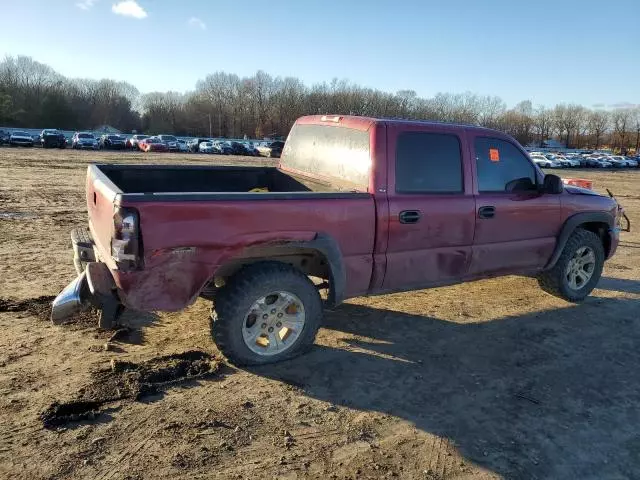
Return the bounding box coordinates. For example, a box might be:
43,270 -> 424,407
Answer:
114,196 -> 376,311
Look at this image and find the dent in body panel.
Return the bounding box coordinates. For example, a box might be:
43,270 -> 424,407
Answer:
468,237 -> 556,276
112,197 -> 376,311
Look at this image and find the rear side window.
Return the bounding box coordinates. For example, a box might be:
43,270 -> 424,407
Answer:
281,124 -> 370,189
475,137 -> 536,192
395,132 -> 463,193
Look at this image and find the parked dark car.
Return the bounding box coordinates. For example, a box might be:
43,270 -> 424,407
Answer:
215,141 -> 233,155
40,129 -> 67,148
99,134 -> 126,150
157,135 -> 179,152
257,140 -> 284,158
52,114 -> 626,367
228,141 -> 251,155
0,129 -> 10,145
243,142 -> 260,156
9,131 -> 35,147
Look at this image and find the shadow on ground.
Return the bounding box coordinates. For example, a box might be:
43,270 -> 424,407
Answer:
598,277 -> 640,294
255,294 -> 640,479
114,309 -> 160,344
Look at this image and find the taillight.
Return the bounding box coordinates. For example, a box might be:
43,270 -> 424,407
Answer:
112,207 -> 142,270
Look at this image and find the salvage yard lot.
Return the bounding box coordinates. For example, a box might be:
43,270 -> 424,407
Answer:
1,148 -> 639,480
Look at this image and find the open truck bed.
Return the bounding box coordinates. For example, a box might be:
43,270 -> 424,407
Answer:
94,164 -> 353,199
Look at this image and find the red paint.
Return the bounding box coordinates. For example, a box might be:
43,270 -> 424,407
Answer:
84,115 -> 621,312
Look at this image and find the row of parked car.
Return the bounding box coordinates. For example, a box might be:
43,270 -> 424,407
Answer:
529,151 -> 640,168
0,129 -> 284,158
187,138 -> 284,157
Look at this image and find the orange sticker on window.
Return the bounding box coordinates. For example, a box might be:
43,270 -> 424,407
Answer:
489,148 -> 500,162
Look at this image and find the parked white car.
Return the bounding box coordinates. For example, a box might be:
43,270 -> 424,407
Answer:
559,155 -> 581,167
177,139 -> 189,152
199,141 -> 216,153
129,134 -> 149,150
531,154 -> 560,168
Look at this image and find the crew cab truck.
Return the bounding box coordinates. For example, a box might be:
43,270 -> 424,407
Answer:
52,115 -> 623,365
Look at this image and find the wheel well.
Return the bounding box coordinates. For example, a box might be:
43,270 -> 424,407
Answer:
579,222 -> 611,256
210,247 -> 333,301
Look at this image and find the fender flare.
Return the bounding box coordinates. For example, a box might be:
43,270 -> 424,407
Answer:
545,211 -> 615,269
287,233 -> 346,306
215,233 -> 347,307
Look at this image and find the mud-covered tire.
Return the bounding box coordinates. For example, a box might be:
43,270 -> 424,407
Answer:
211,262 -> 322,366
537,228 -> 604,302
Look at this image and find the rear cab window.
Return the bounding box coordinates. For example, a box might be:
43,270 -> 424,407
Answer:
280,123 -> 371,191
395,132 -> 463,193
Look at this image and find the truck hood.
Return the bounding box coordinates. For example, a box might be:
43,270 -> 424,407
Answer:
564,185 -> 603,197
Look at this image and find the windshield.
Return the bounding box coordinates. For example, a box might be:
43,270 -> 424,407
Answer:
78,133 -> 93,139
13,131 -> 29,136
161,135 -> 177,142
108,135 -> 121,140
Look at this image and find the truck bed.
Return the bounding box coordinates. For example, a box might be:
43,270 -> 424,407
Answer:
96,164 -> 344,196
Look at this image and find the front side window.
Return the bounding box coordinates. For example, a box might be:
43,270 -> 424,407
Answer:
395,132 -> 463,193
475,137 -> 536,192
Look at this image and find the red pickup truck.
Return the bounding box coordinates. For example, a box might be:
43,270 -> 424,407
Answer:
52,115 -> 624,365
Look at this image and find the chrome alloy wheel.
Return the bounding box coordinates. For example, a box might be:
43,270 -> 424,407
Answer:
241,291 -> 306,356
565,246 -> 596,290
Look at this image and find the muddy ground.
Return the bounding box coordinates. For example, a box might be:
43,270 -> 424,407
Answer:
0,147 -> 639,480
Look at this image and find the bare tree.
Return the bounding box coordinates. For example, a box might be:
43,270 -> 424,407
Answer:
611,108 -> 632,152
1,54 -> 635,148
532,107 -> 553,146
587,110 -> 610,150
631,107 -> 640,153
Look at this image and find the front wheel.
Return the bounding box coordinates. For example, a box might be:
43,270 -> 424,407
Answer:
537,228 -> 604,302
211,262 -> 323,366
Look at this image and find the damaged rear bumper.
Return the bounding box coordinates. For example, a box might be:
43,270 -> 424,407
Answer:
51,262 -> 120,325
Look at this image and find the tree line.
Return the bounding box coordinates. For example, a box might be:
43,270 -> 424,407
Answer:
1,55 -> 639,151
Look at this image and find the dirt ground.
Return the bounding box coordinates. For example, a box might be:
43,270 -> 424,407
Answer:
0,147 -> 639,480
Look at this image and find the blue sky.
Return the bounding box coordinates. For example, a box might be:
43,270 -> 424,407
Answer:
1,0 -> 638,108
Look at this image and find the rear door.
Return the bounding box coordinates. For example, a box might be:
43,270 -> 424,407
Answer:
469,133 -> 561,276
383,124 -> 476,291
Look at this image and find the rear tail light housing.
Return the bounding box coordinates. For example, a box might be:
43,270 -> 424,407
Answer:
112,207 -> 142,270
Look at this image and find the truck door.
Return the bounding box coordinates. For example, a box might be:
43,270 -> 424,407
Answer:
468,133 -> 561,276
382,124 -> 476,291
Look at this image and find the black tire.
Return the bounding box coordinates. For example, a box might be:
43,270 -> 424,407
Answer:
211,261 -> 322,366
537,228 -> 604,302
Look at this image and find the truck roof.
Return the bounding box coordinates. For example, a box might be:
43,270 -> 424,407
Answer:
296,114 -> 507,136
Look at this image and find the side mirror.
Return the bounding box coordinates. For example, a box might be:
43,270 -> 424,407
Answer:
505,177 -> 535,192
543,174 -> 563,194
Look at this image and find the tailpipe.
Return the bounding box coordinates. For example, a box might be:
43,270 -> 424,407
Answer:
51,271 -> 89,324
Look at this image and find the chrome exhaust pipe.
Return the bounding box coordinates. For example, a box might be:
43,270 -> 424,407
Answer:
51,271 -> 89,324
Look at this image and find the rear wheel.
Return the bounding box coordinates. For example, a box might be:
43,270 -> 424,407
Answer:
211,262 -> 322,366
537,228 -> 604,302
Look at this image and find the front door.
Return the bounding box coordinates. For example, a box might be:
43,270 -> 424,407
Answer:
383,125 -> 476,291
469,134 -> 561,277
